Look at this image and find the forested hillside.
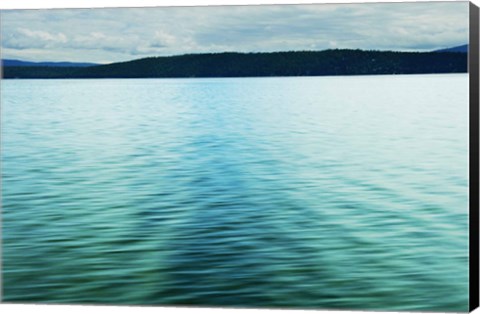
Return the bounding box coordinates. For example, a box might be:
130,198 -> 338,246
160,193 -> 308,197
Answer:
2,49 -> 468,79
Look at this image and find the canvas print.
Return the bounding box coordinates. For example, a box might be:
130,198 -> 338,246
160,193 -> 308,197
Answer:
0,1 -> 477,312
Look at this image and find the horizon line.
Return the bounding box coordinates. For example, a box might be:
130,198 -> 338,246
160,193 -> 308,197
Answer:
1,44 -> 469,65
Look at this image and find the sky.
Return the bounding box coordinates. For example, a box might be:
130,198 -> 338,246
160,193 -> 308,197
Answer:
0,1 -> 469,64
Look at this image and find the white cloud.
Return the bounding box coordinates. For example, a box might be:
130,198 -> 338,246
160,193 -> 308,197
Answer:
2,27 -> 68,50
0,2 -> 469,63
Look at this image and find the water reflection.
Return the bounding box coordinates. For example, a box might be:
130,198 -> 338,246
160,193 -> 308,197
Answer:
2,75 -> 469,311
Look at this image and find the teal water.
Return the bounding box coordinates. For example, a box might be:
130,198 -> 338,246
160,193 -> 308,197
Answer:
1,75 -> 469,311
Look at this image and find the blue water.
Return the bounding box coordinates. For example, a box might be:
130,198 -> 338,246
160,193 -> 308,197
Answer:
1,75 -> 469,311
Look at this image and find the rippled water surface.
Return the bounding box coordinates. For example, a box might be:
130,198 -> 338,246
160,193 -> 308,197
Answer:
2,75 -> 469,311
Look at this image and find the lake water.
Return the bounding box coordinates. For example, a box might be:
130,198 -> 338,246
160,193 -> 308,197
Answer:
1,75 -> 469,311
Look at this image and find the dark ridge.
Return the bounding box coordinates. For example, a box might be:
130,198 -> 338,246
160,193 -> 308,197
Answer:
1,59 -> 98,67
1,49 -> 467,79
434,44 -> 468,53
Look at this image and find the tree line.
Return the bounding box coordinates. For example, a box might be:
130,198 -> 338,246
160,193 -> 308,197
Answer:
2,49 -> 468,79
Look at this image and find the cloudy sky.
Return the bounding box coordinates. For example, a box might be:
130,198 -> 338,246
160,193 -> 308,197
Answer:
0,1 -> 469,64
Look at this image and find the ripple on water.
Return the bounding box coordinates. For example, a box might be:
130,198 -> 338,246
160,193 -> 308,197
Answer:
1,75 -> 469,311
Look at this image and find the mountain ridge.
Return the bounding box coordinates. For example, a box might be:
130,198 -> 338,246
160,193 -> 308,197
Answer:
2,44 -> 468,68
1,59 -> 98,67
434,44 -> 468,53
2,49 -> 468,79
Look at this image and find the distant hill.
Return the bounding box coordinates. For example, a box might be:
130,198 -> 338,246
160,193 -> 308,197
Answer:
434,44 -> 468,53
1,59 -> 98,67
2,49 -> 468,79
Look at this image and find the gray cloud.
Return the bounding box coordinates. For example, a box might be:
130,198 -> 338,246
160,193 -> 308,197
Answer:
2,28 -> 68,49
0,2 -> 469,63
